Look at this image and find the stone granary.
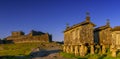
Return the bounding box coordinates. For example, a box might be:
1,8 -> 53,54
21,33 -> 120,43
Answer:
94,20 -> 112,54
6,30 -> 52,43
110,26 -> 120,57
112,26 -> 120,49
63,13 -> 120,57
63,13 -> 96,56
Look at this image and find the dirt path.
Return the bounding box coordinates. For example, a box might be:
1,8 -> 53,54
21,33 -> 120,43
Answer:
29,44 -> 76,59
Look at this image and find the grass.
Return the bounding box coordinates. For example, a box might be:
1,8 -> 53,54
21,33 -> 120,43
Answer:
60,52 -> 75,58
60,51 -> 120,59
0,42 -> 54,59
0,42 -> 41,56
60,52 -> 88,59
0,42 -> 61,59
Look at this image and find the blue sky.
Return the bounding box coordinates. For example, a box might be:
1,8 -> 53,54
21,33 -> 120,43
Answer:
0,0 -> 120,41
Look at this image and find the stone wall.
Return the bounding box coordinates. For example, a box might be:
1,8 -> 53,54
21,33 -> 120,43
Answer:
6,30 -> 52,43
12,31 -> 24,36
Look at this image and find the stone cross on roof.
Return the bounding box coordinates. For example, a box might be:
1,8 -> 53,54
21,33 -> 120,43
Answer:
66,23 -> 70,28
106,19 -> 110,27
85,12 -> 90,22
86,12 -> 90,16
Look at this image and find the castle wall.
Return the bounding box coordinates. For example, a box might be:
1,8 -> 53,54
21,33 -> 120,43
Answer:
12,31 -> 24,36
6,31 -> 52,43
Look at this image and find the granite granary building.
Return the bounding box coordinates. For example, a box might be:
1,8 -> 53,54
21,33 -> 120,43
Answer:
63,13 -> 120,57
6,30 -> 52,43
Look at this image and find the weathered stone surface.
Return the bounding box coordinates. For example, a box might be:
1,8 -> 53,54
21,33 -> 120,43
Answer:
64,13 -> 95,56
5,30 -> 52,43
63,45 -> 66,52
74,45 -> 79,56
64,13 -> 95,45
70,45 -> 74,54
102,45 -> 106,54
84,46 -> 88,55
79,45 -> 85,56
90,45 -> 94,54
112,30 -> 120,49
111,49 -> 117,57
66,46 -> 69,53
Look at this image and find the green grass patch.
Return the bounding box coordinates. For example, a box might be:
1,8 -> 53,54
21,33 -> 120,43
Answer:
60,52 -> 120,59
60,52 -> 88,59
0,42 -> 60,59
0,42 -> 49,56
60,52 -> 75,58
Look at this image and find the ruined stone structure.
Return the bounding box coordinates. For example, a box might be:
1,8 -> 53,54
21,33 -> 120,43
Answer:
63,13 -> 120,57
6,30 -> 52,43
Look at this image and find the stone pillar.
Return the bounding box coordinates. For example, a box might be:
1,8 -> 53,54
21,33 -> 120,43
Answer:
110,44 -> 114,52
65,45 -> 68,53
98,48 -> 101,54
102,45 -> 106,54
66,45 -> 69,53
80,45 -> 85,56
111,49 -> 117,57
98,46 -> 102,55
63,45 -> 66,52
75,45 -> 79,56
90,45 -> 94,54
84,46 -> 88,55
110,45 -> 117,57
70,45 -> 74,54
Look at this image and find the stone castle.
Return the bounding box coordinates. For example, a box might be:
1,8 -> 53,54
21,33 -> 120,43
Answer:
5,30 -> 52,43
63,13 -> 120,57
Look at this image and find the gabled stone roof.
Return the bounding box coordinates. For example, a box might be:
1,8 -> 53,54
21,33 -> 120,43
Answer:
94,20 -> 111,31
64,20 -> 96,32
112,26 -> 120,31
94,25 -> 111,31
64,13 -> 96,32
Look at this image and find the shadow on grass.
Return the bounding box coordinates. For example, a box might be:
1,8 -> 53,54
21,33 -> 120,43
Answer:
98,54 -> 107,59
78,58 -> 88,59
60,52 -> 88,59
0,55 -> 29,59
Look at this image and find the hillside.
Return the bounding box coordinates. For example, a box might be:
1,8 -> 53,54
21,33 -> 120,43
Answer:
0,42 -> 62,59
